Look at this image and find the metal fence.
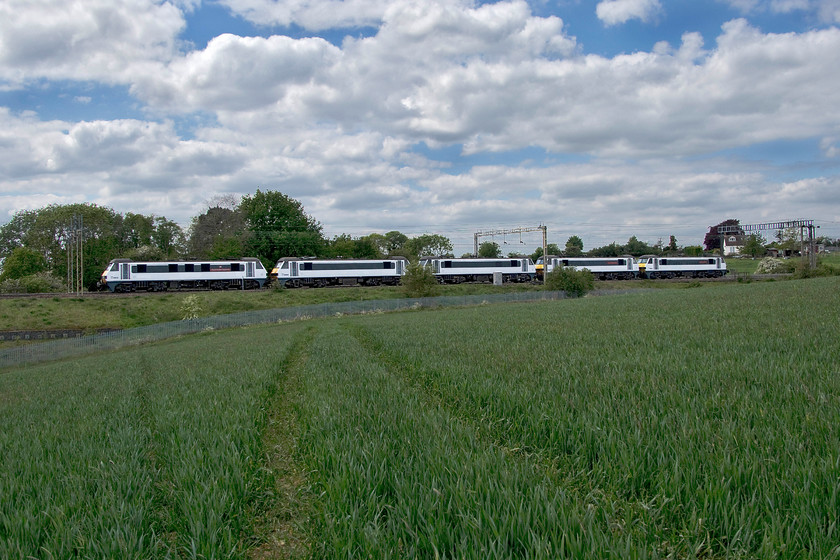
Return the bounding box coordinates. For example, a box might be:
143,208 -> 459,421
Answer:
3,290 -> 610,370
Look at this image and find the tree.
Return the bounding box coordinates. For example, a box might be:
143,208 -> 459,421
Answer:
0,247 -> 47,281
478,241 -> 501,258
240,190 -> 324,267
704,219 -> 742,252
384,231 -> 409,254
0,203 -> 124,288
683,245 -> 704,256
741,233 -> 767,258
774,227 -> 800,253
152,217 -> 186,258
530,243 -> 561,262
188,206 -> 246,259
326,235 -> 379,259
623,236 -> 656,257
119,212 -> 155,249
667,235 -> 678,252
587,242 -> 623,257
404,234 -> 452,260
564,235 -> 584,256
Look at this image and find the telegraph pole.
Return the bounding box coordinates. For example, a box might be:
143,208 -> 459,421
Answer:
67,215 -> 84,294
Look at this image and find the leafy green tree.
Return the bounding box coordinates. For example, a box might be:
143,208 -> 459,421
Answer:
188,206 -> 246,259
405,234 -> 452,260
0,247 -> 47,281
360,233 -> 387,258
152,217 -> 186,258
683,245 -> 704,256
0,203 -> 123,288
478,242 -> 501,258
326,235 -> 379,259
667,235 -> 678,252
588,242 -> 623,257
119,212 -> 155,249
531,244 -> 561,262
623,236 -> 656,257
240,190 -> 324,267
544,265 -> 594,298
741,234 -> 767,258
384,231 -> 409,253
564,235 -> 584,256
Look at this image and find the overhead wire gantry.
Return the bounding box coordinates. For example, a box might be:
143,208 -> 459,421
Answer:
473,225 -> 547,282
718,219 -> 818,269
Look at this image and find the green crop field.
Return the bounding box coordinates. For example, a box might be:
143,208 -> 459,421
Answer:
2,278 -> 839,558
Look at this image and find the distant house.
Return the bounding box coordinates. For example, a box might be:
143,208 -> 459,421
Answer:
723,235 -> 746,256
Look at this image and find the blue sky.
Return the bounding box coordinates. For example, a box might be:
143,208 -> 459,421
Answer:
2,0 -> 840,254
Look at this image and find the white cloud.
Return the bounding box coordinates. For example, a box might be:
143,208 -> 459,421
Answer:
596,0 -> 662,26
719,0 -> 840,21
3,1 -> 840,245
216,0 -> 397,29
0,0 -> 184,86
132,33 -> 342,113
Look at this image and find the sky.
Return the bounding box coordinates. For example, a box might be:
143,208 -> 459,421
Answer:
2,0 -> 840,256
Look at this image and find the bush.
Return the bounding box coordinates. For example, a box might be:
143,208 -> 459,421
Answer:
402,262 -> 440,298
0,272 -> 65,293
180,295 -> 204,320
755,257 -> 795,274
544,266 -> 594,298
792,259 -> 840,279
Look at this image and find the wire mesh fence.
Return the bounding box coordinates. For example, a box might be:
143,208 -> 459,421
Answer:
0,289 -> 637,370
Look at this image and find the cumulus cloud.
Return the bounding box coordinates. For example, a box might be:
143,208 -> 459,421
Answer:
0,0 -> 184,86
216,0 -> 397,29
132,33 -> 342,112
719,0 -> 840,21
3,0 -> 840,244
596,0 -> 662,26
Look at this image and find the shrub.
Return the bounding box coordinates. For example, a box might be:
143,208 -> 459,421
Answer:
792,259 -> 840,279
544,265 -> 594,298
0,272 -> 65,293
755,257 -> 794,274
180,295 -> 204,320
402,262 -> 440,298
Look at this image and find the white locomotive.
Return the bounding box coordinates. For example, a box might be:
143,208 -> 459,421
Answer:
420,257 -> 535,284
543,256 -> 638,280
271,257 -> 408,288
100,258 -> 267,292
637,256 -> 728,278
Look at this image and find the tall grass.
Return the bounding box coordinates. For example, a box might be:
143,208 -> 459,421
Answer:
0,323 -> 306,558
1,277 -> 838,558
343,277 -> 840,557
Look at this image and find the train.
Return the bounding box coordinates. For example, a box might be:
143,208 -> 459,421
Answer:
419,257 -> 535,284
100,258 -> 267,292
537,255 -> 728,280
636,255 -> 727,278
271,257 -> 408,288
100,254 -> 727,292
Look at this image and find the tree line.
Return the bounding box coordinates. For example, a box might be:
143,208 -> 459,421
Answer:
0,190 -> 455,290
3,197 -> 835,292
